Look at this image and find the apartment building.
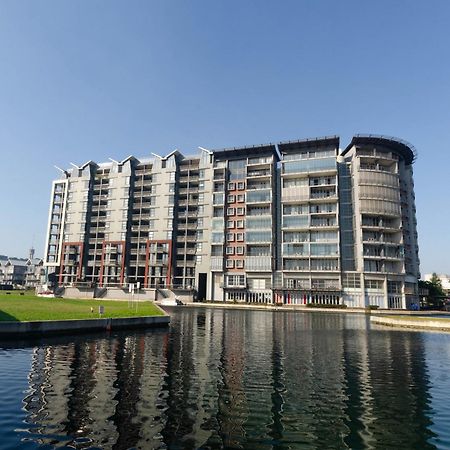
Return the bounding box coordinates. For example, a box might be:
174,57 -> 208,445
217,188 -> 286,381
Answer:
44,134 -> 420,309
0,249 -> 44,288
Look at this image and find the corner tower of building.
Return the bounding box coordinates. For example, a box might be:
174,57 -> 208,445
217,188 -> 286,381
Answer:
340,134 -> 420,308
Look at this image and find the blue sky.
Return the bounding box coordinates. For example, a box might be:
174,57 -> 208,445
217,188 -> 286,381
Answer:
0,0 -> 449,275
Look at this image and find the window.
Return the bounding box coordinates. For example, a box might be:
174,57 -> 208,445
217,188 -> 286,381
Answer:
169,172 -> 176,181
227,207 -> 235,216
227,274 -> 245,286
226,260 -> 235,269
236,246 -> 244,255
166,231 -> 172,239
197,218 -> 204,227
168,183 -> 175,193
198,205 -> 204,214
235,260 -> 244,269
227,220 -> 235,228
226,246 -> 234,255
122,221 -> 127,230
198,193 -> 204,202
168,195 -> 175,205
237,194 -> 245,202
148,231 -> 154,239
212,232 -> 224,243
236,220 -> 244,229
196,255 -> 202,263
236,232 -> 244,241
199,169 -> 205,179
213,193 -> 224,204
227,195 -> 235,203
196,243 -> 203,251
167,219 -> 173,228
366,279 -> 383,290
226,233 -> 234,242
198,181 -> 205,190
228,182 -> 236,190
237,207 -> 245,215
168,207 -> 174,216
237,182 -> 245,190
343,273 -> 361,288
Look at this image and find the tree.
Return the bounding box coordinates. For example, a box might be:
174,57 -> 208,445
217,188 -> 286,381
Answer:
430,273 -> 445,296
419,274 -> 445,309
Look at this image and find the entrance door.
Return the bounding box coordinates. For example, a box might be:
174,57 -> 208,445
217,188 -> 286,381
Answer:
198,273 -> 207,301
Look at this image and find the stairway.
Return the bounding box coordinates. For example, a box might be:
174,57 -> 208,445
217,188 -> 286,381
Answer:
157,288 -> 176,301
94,287 -> 108,298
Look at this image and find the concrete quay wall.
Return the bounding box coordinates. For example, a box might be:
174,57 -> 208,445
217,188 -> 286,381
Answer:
0,315 -> 169,338
370,315 -> 450,331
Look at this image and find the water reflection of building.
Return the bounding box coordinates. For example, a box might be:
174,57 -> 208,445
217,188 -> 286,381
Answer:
23,332 -> 168,449
21,310 -> 436,449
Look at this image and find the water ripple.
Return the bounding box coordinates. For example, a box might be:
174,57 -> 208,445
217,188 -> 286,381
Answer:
0,311 -> 449,449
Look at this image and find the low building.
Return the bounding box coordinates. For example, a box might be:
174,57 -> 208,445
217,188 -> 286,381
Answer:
0,249 -> 45,288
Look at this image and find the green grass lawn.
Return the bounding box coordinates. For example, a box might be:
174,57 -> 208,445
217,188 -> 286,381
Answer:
0,291 -> 164,322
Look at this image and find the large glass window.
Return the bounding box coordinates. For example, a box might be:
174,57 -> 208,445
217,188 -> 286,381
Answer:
246,216 -> 271,229
283,204 -> 309,215
228,160 -> 246,180
283,216 -> 309,228
246,231 -> 272,242
310,243 -> 338,256
283,243 -> 309,256
283,157 -> 336,174
247,190 -> 271,203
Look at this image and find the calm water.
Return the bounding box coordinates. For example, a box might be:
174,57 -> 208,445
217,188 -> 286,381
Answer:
1,308 -> 450,450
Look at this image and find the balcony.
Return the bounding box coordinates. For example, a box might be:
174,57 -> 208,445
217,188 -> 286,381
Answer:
133,202 -> 153,209
220,283 -> 247,289
247,170 -> 271,178
245,256 -> 272,271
